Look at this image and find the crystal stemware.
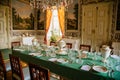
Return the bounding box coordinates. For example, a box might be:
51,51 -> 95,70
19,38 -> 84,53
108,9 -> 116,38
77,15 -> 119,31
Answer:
106,59 -> 114,78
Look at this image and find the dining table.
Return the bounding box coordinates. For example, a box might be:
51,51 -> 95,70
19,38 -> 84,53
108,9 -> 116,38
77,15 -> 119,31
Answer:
12,46 -> 120,80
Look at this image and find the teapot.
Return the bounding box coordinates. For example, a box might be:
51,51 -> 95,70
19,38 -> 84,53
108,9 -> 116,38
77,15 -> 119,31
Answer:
32,38 -> 39,46
58,39 -> 66,50
100,45 -> 111,62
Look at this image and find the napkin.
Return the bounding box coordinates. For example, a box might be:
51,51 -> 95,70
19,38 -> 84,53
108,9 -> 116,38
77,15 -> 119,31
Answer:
80,65 -> 91,71
29,53 -> 43,57
14,49 -> 24,51
111,55 -> 120,60
48,58 -> 57,62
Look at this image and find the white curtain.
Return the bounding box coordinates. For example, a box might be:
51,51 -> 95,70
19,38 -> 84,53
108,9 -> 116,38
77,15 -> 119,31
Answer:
47,7 -> 62,44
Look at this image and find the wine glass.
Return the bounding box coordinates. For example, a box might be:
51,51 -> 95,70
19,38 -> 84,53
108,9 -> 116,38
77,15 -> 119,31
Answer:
68,50 -> 76,63
106,59 -> 114,78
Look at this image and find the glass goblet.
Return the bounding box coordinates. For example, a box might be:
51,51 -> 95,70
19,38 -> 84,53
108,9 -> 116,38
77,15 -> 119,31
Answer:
106,59 -> 114,78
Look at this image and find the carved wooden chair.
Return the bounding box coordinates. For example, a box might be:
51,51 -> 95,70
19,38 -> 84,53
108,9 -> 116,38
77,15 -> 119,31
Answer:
112,42 -> 120,55
80,44 -> 91,52
29,63 -> 60,80
11,41 -> 28,68
11,41 -> 21,49
66,43 -> 72,49
29,63 -> 50,80
9,54 -> 30,80
0,51 -> 11,80
50,42 -> 57,46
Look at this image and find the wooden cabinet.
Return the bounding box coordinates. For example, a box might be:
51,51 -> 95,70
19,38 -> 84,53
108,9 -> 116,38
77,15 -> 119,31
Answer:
81,2 -> 113,50
0,5 -> 11,49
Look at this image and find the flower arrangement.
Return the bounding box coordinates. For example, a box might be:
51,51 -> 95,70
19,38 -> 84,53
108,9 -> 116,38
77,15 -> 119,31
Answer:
50,31 -> 60,42
50,35 -> 57,42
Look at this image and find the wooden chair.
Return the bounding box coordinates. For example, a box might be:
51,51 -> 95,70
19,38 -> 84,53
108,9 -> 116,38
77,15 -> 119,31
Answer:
11,41 -> 21,49
112,42 -> 120,55
0,51 -> 11,80
11,41 -> 28,68
66,43 -> 72,49
29,63 -> 59,80
9,54 -> 30,80
50,41 -> 57,46
29,63 -> 50,80
80,44 -> 91,52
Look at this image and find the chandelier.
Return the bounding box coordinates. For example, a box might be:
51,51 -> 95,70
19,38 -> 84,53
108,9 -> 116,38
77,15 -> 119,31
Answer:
30,0 -> 73,11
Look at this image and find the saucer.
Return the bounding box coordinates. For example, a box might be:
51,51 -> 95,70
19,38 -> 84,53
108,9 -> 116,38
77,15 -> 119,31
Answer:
29,53 -> 43,57
92,66 -> 108,73
57,58 -> 68,64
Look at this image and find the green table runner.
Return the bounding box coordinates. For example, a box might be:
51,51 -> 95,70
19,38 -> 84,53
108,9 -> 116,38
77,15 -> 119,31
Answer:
12,50 -> 120,80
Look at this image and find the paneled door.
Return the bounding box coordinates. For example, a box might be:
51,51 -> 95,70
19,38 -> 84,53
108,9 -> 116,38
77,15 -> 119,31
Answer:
81,2 -> 112,50
0,5 -> 10,49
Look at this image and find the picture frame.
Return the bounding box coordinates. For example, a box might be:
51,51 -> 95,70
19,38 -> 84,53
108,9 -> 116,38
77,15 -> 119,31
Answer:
12,0 -> 34,30
67,0 -> 78,31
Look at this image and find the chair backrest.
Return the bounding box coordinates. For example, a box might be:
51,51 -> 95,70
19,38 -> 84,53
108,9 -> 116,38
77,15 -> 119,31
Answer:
66,43 -> 72,49
11,41 -> 21,49
112,42 -> 120,55
50,42 -> 57,46
0,51 -> 6,79
9,54 -> 24,80
29,63 -> 50,80
80,44 -> 91,52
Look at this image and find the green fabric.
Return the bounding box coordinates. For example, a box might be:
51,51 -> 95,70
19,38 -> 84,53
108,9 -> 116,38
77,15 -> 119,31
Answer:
12,50 -> 120,80
0,48 -> 12,60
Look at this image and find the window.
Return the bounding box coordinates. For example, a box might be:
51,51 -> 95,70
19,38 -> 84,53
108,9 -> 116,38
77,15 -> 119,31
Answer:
47,8 -> 62,42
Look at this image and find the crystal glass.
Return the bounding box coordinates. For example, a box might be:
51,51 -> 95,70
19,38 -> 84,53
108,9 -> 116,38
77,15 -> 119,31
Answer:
76,57 -> 83,64
101,46 -> 111,62
68,50 -> 76,63
106,58 -> 114,77
45,49 -> 51,57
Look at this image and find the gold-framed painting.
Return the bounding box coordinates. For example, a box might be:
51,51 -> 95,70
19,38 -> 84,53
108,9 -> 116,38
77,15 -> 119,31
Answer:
67,0 -> 78,30
12,0 -> 34,30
